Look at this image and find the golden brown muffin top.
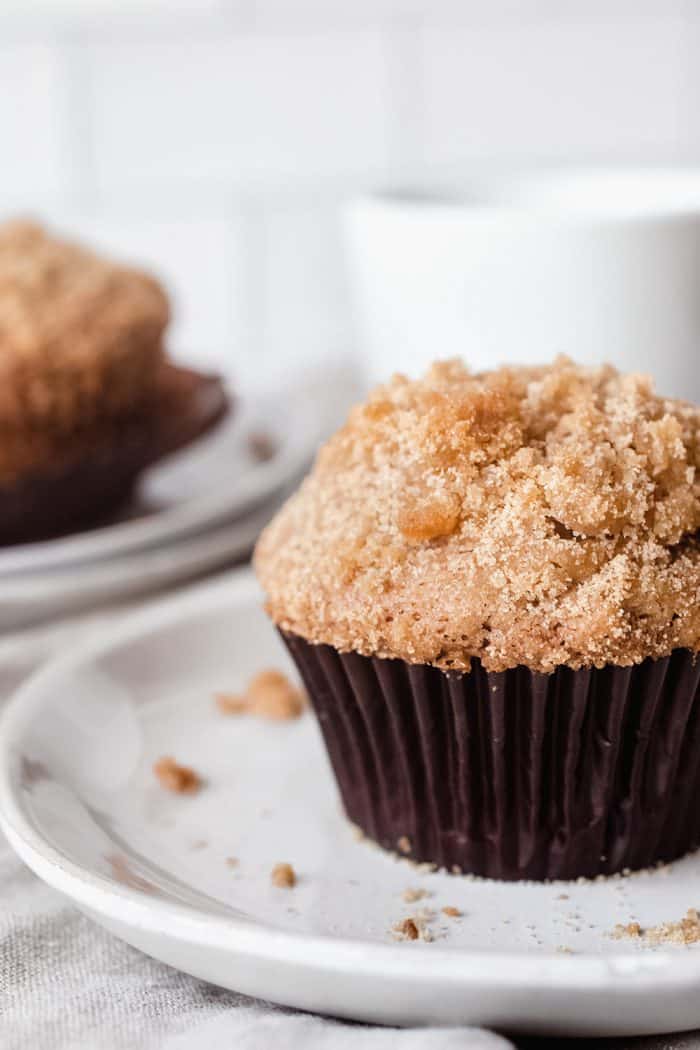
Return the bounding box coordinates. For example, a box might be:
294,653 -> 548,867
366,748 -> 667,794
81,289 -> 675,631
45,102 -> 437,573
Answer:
0,220 -> 169,429
255,357 -> 700,673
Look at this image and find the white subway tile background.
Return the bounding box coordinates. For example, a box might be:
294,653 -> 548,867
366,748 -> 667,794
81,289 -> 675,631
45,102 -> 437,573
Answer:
0,0 -> 698,386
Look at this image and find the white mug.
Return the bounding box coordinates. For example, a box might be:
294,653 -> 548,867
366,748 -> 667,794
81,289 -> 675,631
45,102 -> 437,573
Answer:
344,168 -> 700,401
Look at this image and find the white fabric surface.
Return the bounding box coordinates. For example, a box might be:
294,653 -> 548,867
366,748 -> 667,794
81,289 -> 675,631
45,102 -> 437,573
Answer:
0,582 -> 514,1050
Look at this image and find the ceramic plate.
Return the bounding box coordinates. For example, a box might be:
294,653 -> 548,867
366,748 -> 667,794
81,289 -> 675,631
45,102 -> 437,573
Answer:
2,572 -> 700,1037
0,384 -> 316,577
0,502 -> 280,632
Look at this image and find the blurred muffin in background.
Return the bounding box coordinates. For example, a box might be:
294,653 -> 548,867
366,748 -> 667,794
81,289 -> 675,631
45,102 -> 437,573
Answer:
0,220 -> 228,544
0,220 -> 169,431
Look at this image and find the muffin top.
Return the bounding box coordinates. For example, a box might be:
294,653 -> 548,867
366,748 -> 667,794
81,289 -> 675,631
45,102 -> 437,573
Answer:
255,357 -> 700,673
0,220 -> 169,430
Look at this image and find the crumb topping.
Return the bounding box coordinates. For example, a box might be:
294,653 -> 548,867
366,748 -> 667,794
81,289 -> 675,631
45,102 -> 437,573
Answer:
216,669 -> 305,721
442,906 -> 462,918
0,219 -> 169,430
271,862 -> 296,888
153,756 -> 201,794
256,357 -> 700,672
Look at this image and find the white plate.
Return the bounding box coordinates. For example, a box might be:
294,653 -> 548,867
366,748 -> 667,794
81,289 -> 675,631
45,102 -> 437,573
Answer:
0,385 -> 317,578
2,572 -> 700,1038
0,502 -> 281,631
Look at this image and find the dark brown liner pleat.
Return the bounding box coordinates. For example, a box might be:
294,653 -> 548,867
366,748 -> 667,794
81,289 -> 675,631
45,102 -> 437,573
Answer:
282,631 -> 700,881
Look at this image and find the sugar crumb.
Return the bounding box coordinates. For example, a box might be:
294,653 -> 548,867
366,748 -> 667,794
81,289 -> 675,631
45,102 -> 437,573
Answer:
153,756 -> 201,794
391,915 -> 433,943
271,862 -> 296,888
393,917 -> 419,941
225,856 -> 239,869
613,909 -> 700,946
402,887 -> 430,903
215,693 -> 248,715
442,906 -> 462,918
612,921 -> 642,940
216,669 -> 305,721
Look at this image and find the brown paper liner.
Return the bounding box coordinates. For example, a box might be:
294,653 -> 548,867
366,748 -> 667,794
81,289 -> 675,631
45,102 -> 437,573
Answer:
282,631 -> 700,881
0,364 -> 229,545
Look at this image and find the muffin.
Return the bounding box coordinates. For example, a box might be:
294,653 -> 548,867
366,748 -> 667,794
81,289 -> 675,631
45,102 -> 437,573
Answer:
255,357 -> 700,880
0,220 -> 169,431
0,220 -> 228,543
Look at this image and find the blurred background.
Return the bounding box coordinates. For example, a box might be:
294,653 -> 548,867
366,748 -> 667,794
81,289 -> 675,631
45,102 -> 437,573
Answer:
2,0 -> 698,389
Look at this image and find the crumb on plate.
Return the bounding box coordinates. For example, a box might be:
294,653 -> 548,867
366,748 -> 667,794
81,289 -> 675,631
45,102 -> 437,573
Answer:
391,914 -> 433,943
153,756 -> 201,794
215,669 -> 306,721
401,887 -> 430,903
215,693 -> 249,715
271,862 -> 296,888
612,910 -> 700,946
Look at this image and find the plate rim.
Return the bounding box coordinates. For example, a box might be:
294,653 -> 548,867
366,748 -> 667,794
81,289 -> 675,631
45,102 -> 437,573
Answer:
1,569 -> 699,993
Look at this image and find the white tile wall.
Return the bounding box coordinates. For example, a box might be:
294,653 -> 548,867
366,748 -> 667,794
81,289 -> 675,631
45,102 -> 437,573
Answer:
0,2 -> 697,387
0,43 -> 70,200
421,17 -> 691,166
89,31 -> 393,192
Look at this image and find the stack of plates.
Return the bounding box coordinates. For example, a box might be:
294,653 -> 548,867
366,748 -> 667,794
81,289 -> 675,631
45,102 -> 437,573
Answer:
0,367 -> 355,631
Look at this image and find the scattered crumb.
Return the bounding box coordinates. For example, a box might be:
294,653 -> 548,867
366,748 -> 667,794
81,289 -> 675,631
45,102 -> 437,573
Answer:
556,894 -> 569,901
556,945 -> 573,954
189,839 -> 208,851
613,910 -> 700,946
612,921 -> 642,940
153,756 -> 201,794
393,917 -> 419,941
397,835 -> 412,855
215,693 -> 248,715
391,915 -> 433,943
248,430 -> 278,463
442,906 -> 462,918
271,862 -> 296,888
216,669 -> 306,721
401,887 -> 430,903
450,864 -> 462,875
225,856 -> 239,869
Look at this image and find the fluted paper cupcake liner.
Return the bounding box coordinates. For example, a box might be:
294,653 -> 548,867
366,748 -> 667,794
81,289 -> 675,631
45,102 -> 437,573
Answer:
282,632 -> 700,880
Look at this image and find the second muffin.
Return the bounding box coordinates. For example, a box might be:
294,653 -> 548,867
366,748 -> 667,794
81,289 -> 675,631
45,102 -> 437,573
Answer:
255,357 -> 700,880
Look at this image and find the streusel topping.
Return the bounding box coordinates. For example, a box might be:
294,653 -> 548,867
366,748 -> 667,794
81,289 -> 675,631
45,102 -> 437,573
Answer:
0,220 -> 169,429
255,358 -> 700,673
